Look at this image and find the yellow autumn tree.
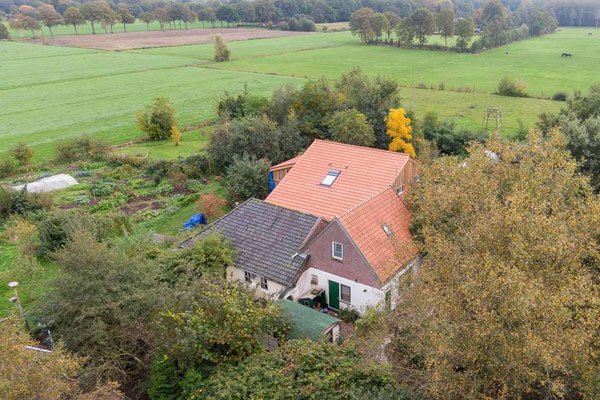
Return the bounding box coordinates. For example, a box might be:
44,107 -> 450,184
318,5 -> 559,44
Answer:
171,125 -> 181,146
386,108 -> 415,158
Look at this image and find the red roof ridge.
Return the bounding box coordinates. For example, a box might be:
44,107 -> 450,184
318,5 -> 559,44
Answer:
312,139 -> 410,159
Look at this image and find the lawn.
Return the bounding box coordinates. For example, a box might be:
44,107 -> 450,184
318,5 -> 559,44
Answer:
4,28 -> 599,159
0,242 -> 59,318
116,128 -> 211,161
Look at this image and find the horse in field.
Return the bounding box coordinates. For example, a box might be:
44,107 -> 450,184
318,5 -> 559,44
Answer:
561,53 -> 572,58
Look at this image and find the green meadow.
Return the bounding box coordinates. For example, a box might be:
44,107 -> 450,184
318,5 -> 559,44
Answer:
2,27 -> 598,160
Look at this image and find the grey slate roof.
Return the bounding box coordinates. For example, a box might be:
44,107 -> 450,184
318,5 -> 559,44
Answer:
180,198 -> 320,287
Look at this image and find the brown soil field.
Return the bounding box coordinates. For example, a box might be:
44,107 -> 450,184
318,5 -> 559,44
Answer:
23,28 -> 309,50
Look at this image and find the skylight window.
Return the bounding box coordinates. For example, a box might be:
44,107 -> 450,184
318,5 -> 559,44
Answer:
382,224 -> 394,237
321,169 -> 340,186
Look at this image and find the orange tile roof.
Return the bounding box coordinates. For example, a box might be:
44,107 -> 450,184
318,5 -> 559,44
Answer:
270,154 -> 302,171
266,140 -> 410,221
339,187 -> 419,283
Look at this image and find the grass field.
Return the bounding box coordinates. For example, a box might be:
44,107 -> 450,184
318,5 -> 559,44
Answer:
116,128 -> 211,160
3,27 -> 599,160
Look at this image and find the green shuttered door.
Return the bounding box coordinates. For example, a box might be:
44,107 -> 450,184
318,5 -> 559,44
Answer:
328,280 -> 340,310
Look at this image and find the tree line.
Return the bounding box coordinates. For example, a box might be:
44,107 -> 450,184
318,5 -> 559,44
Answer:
350,0 -> 558,52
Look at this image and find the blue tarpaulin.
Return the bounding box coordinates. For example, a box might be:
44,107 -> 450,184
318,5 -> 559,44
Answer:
268,171 -> 275,193
182,213 -> 207,230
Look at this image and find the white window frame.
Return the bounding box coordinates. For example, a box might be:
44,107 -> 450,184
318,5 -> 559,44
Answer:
331,242 -> 343,261
340,284 -> 351,304
397,185 -> 405,195
260,277 -> 269,290
382,223 -> 393,237
321,170 -> 340,186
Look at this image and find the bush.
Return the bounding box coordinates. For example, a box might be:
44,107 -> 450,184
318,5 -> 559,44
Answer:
338,307 -> 360,323
0,159 -> 15,179
326,108 -> 375,146
136,97 -> 177,141
552,91 -> 568,101
497,77 -> 528,97
214,34 -> 230,62
197,193 -> 227,222
55,135 -> 110,163
217,91 -> 270,120
0,22 -> 10,40
10,143 -> 34,166
285,15 -> 316,32
180,154 -> 212,178
37,210 -> 110,255
226,155 -> 270,201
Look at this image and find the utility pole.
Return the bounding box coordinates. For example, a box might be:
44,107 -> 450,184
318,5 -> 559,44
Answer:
8,281 -> 29,332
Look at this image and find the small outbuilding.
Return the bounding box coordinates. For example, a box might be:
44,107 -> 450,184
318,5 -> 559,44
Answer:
280,299 -> 340,342
13,173 -> 78,193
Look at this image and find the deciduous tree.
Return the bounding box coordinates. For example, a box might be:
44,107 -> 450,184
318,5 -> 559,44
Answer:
386,108 -> 415,157
410,8 -> 436,46
436,8 -> 454,47
455,16 -> 474,51
80,2 -> 103,34
139,11 -> 155,30
326,108 -> 375,146
226,154 -> 270,201
37,4 -> 63,37
170,125 -> 181,146
350,7 -> 375,43
0,22 -> 9,40
136,96 -> 177,141
214,34 -> 230,61
117,5 -> 134,32
63,6 -> 85,35
392,132 -> 600,399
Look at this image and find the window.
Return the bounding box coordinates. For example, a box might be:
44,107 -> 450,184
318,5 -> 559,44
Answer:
321,170 -> 340,186
311,274 -> 318,285
340,284 -> 351,303
382,223 -> 393,237
244,271 -> 255,283
332,242 -> 343,260
397,185 -> 405,195
260,277 -> 269,290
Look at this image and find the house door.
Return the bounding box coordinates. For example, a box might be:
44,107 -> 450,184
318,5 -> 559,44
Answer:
328,280 -> 340,310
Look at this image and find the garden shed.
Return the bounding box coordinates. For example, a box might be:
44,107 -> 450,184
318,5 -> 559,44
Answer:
280,299 -> 340,342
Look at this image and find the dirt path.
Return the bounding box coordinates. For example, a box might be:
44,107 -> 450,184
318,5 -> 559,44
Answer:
22,28 -> 310,50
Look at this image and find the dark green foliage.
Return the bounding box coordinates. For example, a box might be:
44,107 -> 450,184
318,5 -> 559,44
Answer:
136,96 -> 177,141
291,78 -> 340,139
338,307 -> 361,323
552,91 -> 568,101
39,232 -> 165,388
326,108 -> 375,147
37,209 -> 109,255
54,134 -> 110,163
185,340 -> 414,400
421,112 -> 486,156
538,84 -> 600,191
0,22 -> 9,40
226,155 -> 270,201
284,15 -> 316,31
159,234 -> 235,284
335,67 -> 400,149
268,84 -> 298,125
146,159 -> 177,183
497,76 -> 528,97
0,159 -> 15,178
179,154 -> 212,178
217,91 -> 270,120
410,8 -> 436,46
148,357 -> 181,400
209,116 -> 304,172
0,187 -> 53,218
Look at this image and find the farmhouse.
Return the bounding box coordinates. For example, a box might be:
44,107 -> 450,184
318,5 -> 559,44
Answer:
183,140 -> 420,313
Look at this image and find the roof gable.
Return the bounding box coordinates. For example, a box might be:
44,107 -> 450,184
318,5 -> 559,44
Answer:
266,140 -> 410,221
338,187 -> 419,283
180,199 -> 321,287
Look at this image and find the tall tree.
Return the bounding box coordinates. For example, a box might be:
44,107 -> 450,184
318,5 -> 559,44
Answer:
9,14 -> 41,38
117,5 -> 134,32
386,108 -> 415,157
480,0 -> 508,46
384,11 -> 400,40
436,8 -> 454,46
326,108 -> 375,146
0,21 -> 10,39
139,11 -> 155,31
98,3 -> 117,33
80,2 -> 103,34
349,7 -> 375,43
392,132 -> 600,399
369,12 -> 389,40
37,4 -> 63,37
455,16 -> 474,50
410,8 -> 436,46
63,6 -> 85,35
136,96 -> 177,141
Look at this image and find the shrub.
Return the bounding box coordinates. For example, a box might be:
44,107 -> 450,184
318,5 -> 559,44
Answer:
0,22 -> 10,40
136,97 -> 177,141
10,143 -> 34,166
168,170 -> 187,191
226,155 -> 270,201
214,34 -> 230,62
326,108 -> 375,146
552,91 -> 568,101
497,77 -> 528,97
338,307 -> 360,323
180,154 -> 212,178
55,135 -> 110,163
37,210 -> 109,254
0,159 -> 15,178
197,193 -> 227,222
217,91 -> 270,120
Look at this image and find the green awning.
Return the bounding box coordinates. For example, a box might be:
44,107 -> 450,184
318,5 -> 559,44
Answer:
280,300 -> 340,341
